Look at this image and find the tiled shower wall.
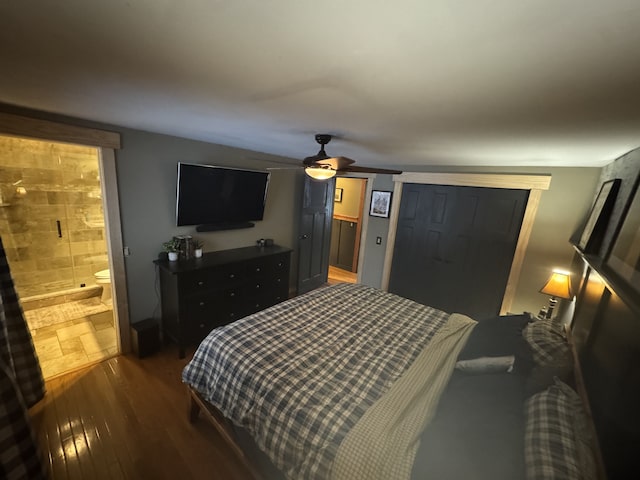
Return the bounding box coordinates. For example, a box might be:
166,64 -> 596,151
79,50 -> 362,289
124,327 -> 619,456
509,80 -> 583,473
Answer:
0,135 -> 108,299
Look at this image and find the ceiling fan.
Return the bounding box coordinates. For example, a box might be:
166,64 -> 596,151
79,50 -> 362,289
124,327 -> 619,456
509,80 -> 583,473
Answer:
303,134 -> 402,179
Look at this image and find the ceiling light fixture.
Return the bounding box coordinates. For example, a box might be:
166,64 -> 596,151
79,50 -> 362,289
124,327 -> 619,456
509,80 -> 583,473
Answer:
305,165 -> 336,180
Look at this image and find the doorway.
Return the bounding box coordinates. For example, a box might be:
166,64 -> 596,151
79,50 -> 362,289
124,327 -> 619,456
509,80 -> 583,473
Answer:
0,134 -> 118,378
328,177 -> 367,285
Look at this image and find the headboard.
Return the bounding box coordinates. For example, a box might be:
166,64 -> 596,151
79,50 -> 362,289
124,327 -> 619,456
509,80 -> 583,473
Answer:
571,258 -> 640,480
570,148 -> 640,479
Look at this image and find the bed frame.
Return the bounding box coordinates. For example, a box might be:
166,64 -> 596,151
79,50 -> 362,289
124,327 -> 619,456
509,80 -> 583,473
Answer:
188,386 -> 265,480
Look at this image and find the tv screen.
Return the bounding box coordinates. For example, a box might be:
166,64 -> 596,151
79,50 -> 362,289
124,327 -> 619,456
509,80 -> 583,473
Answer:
176,163 -> 270,227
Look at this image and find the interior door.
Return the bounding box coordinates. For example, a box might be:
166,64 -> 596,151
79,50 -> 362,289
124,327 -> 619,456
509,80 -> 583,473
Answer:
297,176 -> 335,294
388,184 -> 528,318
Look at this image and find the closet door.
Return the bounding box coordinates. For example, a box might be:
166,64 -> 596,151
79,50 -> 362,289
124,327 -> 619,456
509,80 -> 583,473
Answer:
388,184 -> 528,319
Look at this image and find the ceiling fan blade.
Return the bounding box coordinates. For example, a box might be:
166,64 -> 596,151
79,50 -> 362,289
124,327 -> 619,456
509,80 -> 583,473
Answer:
315,156 -> 355,170
302,155 -> 325,166
338,165 -> 403,175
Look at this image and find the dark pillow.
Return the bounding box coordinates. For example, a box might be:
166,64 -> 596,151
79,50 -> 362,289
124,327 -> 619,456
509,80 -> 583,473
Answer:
458,313 -> 534,374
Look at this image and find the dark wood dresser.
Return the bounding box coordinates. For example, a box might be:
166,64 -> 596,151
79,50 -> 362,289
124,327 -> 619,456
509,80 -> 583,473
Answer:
154,245 -> 292,358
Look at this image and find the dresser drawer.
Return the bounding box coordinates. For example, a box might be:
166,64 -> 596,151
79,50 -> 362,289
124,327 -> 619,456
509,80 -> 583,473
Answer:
244,294 -> 272,316
183,292 -> 220,321
220,286 -> 242,302
244,257 -> 272,278
219,263 -> 245,284
243,270 -> 288,294
217,308 -> 246,325
272,253 -> 290,274
187,316 -> 217,344
178,270 -> 223,294
243,279 -> 270,297
271,285 -> 289,304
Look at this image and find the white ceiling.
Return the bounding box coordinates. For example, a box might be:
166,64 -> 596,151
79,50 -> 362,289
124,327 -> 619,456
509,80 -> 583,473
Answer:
2,0 -> 639,168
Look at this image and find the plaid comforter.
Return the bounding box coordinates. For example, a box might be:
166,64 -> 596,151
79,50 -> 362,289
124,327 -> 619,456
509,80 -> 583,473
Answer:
182,283 -> 450,479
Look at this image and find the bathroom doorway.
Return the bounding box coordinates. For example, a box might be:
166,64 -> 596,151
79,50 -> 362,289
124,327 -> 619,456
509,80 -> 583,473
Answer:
0,134 -> 119,378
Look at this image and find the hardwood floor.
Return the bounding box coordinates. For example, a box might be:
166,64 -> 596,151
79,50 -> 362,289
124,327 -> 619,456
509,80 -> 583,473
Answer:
327,266 -> 357,284
28,346 -> 254,479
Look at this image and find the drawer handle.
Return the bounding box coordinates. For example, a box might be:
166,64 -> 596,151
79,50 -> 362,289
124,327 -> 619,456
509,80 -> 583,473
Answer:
229,292 -> 235,297
276,278 -> 281,283
199,301 -> 206,306
255,303 -> 260,308
199,323 -> 205,328
278,262 -> 283,267
255,267 -> 261,272
229,313 -> 235,318
255,284 -> 260,289
229,273 -> 235,279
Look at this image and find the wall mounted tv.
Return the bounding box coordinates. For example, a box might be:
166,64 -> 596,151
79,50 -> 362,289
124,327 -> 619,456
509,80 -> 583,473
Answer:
176,162 -> 271,231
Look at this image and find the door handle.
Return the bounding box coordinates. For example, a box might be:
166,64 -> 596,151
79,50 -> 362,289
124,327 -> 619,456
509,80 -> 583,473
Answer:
300,234 -> 309,240
56,220 -> 62,238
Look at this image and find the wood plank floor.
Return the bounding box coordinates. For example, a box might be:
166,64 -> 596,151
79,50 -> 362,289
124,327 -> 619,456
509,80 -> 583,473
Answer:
28,346 -> 254,480
327,266 -> 357,284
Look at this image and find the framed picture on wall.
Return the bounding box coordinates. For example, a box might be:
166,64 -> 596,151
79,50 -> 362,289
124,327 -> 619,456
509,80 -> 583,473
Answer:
370,190 -> 392,218
577,178 -> 621,254
605,178 -> 640,296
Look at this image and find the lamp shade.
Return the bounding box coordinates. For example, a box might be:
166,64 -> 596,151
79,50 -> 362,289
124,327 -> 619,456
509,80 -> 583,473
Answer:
305,165 -> 336,180
540,270 -> 573,299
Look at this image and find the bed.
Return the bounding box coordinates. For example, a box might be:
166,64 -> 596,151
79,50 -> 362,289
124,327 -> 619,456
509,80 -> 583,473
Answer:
182,283 -> 602,480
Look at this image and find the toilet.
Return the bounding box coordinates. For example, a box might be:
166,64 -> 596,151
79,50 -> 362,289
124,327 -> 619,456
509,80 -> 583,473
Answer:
94,269 -> 112,305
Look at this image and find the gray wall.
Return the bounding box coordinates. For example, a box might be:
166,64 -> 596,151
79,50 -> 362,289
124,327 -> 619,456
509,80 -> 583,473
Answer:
357,166 -> 602,317
360,175 -> 396,287
115,129 -> 303,324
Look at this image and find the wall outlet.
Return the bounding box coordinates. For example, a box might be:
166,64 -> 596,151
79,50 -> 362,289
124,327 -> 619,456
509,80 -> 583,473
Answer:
376,236 -> 382,245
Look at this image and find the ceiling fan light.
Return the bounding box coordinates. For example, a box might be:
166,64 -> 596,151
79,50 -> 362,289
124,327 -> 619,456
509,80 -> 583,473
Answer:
305,165 -> 336,180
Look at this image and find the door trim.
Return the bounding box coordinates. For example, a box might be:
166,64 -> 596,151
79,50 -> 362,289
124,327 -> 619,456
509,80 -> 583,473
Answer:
0,111 -> 121,148
0,111 -> 130,352
382,172 -> 551,314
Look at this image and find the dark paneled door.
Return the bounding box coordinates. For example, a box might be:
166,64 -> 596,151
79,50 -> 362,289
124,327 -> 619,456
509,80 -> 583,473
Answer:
297,176 -> 335,294
388,184 -> 528,318
329,219 -> 358,271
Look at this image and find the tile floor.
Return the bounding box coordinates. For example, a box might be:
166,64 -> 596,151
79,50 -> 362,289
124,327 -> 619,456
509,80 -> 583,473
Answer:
27,297 -> 118,379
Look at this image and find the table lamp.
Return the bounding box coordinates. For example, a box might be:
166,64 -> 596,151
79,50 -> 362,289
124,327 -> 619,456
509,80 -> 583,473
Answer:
539,270 -> 573,319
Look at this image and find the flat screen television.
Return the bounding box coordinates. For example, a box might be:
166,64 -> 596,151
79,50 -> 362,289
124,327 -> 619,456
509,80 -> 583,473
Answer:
176,162 -> 270,229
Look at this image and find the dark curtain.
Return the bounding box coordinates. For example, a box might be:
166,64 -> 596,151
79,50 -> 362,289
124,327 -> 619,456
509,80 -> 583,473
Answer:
0,236 -> 46,479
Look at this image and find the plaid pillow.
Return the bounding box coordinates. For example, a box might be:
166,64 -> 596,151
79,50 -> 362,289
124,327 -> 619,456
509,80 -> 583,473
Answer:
523,318 -> 572,366
524,378 -> 596,480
